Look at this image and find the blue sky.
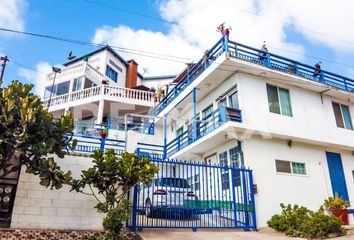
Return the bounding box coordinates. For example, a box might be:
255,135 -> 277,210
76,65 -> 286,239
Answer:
1,0 -> 354,94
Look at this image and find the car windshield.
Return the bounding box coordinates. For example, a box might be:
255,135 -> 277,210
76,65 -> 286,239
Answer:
155,178 -> 190,188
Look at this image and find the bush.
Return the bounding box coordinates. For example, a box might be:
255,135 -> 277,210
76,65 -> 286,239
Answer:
267,203 -> 346,239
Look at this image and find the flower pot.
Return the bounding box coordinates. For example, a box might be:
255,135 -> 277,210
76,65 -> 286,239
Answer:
331,209 -> 349,225
101,80 -> 108,85
100,133 -> 107,139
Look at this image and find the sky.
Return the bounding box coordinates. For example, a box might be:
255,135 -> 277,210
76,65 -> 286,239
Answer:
1,0 -> 354,97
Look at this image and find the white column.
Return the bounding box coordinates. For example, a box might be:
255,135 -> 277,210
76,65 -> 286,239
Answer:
96,99 -> 104,125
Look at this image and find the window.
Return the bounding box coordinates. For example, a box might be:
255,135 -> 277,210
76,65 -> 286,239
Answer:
332,102 -> 353,130
229,147 -> 241,186
72,77 -> 82,91
56,81 -> 70,96
105,65 -> 118,82
266,84 -> 292,116
202,104 -> 214,119
228,91 -> 239,109
275,160 -> 306,175
188,174 -> 200,191
219,151 -> 229,190
176,126 -> 184,137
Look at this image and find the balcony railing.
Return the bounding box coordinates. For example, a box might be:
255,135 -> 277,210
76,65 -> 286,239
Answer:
43,84 -> 156,109
166,107 -> 242,157
73,117 -> 155,136
153,35 -> 354,117
69,135 -> 125,155
135,142 -> 164,160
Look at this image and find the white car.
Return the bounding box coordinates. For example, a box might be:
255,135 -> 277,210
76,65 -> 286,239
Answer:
139,177 -> 198,218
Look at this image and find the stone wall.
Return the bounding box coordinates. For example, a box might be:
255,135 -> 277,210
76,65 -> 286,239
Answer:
11,155 -> 104,230
0,228 -> 137,240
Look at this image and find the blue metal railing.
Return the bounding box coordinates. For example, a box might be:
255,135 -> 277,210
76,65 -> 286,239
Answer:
153,35 -> 354,117
228,40 -> 354,91
166,107 -> 242,157
73,117 -> 154,136
153,36 -> 226,116
135,142 -> 164,160
70,135 -> 125,155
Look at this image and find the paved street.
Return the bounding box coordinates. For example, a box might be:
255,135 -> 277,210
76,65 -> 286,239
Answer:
138,227 -> 354,240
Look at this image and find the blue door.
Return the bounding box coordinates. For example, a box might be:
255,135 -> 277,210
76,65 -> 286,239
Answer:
326,152 -> 349,201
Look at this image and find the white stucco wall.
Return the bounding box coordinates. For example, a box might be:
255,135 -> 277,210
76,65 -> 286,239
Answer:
11,155 -> 104,230
243,136 -> 354,227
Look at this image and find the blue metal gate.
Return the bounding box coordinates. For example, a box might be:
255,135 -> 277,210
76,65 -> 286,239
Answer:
326,152 -> 349,201
128,159 -> 257,231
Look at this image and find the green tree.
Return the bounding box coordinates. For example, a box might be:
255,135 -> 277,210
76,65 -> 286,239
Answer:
71,150 -> 158,240
0,80 -> 75,190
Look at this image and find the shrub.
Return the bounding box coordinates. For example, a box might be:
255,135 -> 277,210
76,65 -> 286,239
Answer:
267,203 -> 346,239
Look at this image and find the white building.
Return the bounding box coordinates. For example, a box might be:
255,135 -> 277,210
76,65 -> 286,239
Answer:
5,36 -> 354,231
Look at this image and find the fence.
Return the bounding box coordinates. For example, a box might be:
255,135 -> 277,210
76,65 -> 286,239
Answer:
128,159 -> 256,231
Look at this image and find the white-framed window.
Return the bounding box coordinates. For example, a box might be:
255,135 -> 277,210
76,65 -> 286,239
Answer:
217,87 -> 239,109
72,77 -> 82,92
188,174 -> 200,192
332,102 -> 353,130
275,160 -> 306,175
266,84 -> 292,116
176,126 -> 184,137
105,65 -> 118,82
219,151 -> 230,190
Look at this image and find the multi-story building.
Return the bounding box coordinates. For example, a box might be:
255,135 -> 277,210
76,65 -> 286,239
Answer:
6,35 -> 354,231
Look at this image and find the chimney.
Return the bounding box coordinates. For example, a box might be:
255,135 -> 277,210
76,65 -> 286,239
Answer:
126,59 -> 138,88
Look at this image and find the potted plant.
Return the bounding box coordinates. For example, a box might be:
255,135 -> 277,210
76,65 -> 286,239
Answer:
101,79 -> 108,85
323,194 -> 350,225
100,128 -> 108,139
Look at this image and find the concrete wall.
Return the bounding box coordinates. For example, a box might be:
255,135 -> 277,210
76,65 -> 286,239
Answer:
243,136 -> 354,227
11,155 -> 103,230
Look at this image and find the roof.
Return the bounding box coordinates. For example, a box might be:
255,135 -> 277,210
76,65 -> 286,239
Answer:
63,45 -> 144,79
131,85 -> 151,91
143,75 -> 177,80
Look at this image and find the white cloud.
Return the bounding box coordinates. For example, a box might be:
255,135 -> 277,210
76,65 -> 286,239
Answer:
18,61 -> 51,97
0,0 -> 26,32
92,0 -> 354,76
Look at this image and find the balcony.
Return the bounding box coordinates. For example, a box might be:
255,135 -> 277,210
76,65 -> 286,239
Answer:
153,36 -> 354,117
47,62 -> 103,85
43,84 -> 156,112
73,117 -> 155,136
166,107 -> 242,158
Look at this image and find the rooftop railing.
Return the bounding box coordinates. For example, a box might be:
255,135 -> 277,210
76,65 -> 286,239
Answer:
153,36 -> 354,116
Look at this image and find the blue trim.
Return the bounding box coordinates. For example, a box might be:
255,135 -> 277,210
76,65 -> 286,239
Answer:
163,114 -> 167,160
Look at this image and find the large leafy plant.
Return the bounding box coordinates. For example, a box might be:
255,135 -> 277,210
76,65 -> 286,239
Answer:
323,194 -> 349,210
71,150 -> 158,240
268,203 -> 346,239
0,80 -> 75,189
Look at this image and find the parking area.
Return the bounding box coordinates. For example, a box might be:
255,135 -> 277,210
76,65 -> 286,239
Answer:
137,227 -> 354,240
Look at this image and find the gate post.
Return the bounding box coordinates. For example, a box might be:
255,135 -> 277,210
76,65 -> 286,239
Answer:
241,169 -> 250,231
248,170 -> 257,230
231,168 -> 238,228
131,185 -> 139,232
